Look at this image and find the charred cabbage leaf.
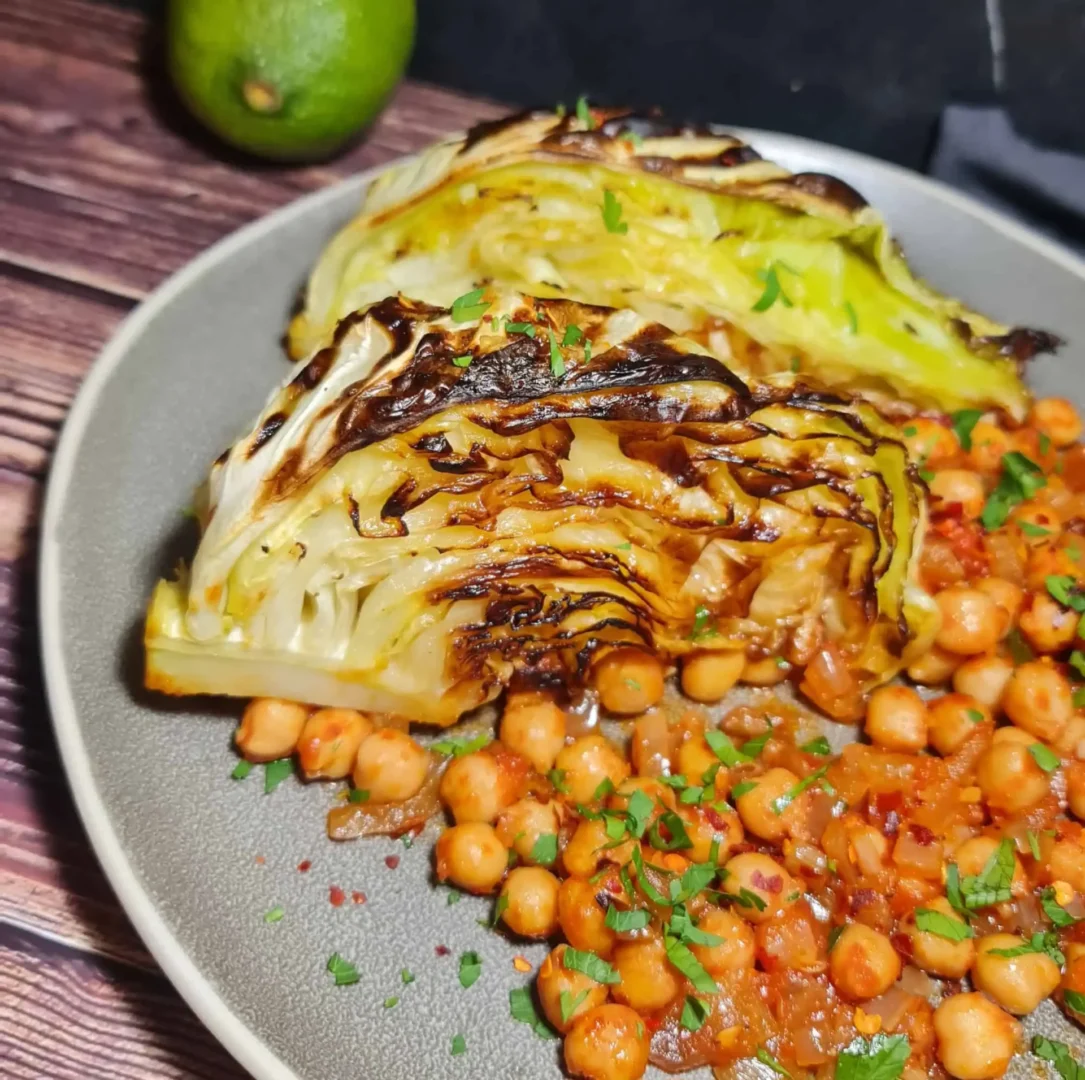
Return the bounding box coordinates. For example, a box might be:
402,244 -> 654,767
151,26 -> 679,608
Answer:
146,292 -> 937,725
288,108 -> 1055,419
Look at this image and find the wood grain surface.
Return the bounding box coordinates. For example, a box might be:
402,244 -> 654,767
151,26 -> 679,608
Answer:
0,0 -> 503,1073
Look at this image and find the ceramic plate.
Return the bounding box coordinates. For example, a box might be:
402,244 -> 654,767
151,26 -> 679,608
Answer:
39,130 -> 1085,1080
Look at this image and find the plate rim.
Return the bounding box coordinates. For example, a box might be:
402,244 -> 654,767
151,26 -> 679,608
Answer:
37,128 -> 1085,1080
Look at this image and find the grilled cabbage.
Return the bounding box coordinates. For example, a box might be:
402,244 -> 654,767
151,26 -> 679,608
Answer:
289,109 -> 1055,419
146,292 -> 937,725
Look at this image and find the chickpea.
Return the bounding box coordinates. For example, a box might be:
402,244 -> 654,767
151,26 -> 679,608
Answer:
499,866 -> 560,938
952,654 -> 1013,710
593,648 -> 665,716
682,804 -> 743,864
557,877 -> 618,957
563,818 -> 621,880
1049,838 -> 1085,894
926,693 -> 990,756
864,685 -> 929,752
953,836 -> 1026,897
975,734 -> 1052,815
537,945 -> 608,1034
1011,501 -> 1063,545
928,469 -> 985,518
554,735 -> 631,805
975,577 -> 1025,637
440,749 -> 516,824
610,935 -> 681,1013
933,992 -> 1019,1080
434,823 -> 507,893
500,691 -> 566,774
234,698 -> 308,762
1055,716 -> 1085,759
906,645 -> 961,685
1002,661 -> 1073,742
564,1004 -> 650,1080
1031,396 -> 1083,448
689,907 -> 756,975
676,731 -> 720,787
967,421 -> 1011,475
934,586 -> 1002,656
681,650 -> 745,703
734,767 -> 801,842
906,897 -> 975,979
741,655 -> 790,686
972,932 -> 1061,1015
1019,591 -> 1078,654
352,728 -> 429,803
296,708 -> 371,780
496,797 -> 561,864
722,853 -> 797,924
828,923 -> 901,1000
902,417 -> 957,467
1068,762 -> 1085,820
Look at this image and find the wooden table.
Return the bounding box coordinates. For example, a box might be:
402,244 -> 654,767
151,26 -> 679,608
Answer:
0,2 -> 503,1073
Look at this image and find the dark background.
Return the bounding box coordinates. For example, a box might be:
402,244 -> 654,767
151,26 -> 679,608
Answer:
96,0 -> 1084,170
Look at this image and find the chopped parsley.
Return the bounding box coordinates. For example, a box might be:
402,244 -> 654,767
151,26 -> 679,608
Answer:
604,906 -> 650,932
624,677 -> 641,691
756,1047 -> 792,1077
954,838 -> 1016,910
666,905 -> 724,947
843,300 -> 858,335
530,833 -> 559,866
601,189 -> 628,234
1006,627 -> 1034,664
562,324 -> 584,347
263,758 -> 293,794
326,953 -> 360,986
575,95 -> 595,129
458,951 -> 482,989
988,930 -> 1065,966
446,888 -> 463,906
548,768 -> 570,794
504,321 -> 536,337
1032,1036 -> 1085,1080
752,262 -> 797,312
647,809 -> 693,852
401,968 -> 415,984
800,735 -> 832,756
772,766 -> 832,814
559,989 -> 590,1025
263,905 -> 284,924
705,729 -> 752,767
980,451 -> 1047,530
563,948 -> 621,985
1066,990 -> 1085,1015
965,709 -> 985,724
450,287 -> 491,323
547,328 -> 566,377
431,732 -> 492,757
231,759 -> 252,780
1029,742 -> 1061,773
914,907 -> 972,941
740,729 -> 772,758
619,129 -> 644,147
349,788 -> 370,803
662,932 -> 717,993
452,354 -> 473,368
950,408 -> 984,451
679,995 -> 710,1032
1042,885 -> 1081,927
688,604 -> 718,640
383,996 -> 399,1009
730,780 -> 758,799
1020,520 -> 1053,537
1027,830 -> 1042,860
508,987 -> 558,1039
835,1034 -> 910,1080
450,1034 -> 467,1057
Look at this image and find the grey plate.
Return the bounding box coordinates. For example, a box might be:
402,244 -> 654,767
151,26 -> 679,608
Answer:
39,131 -> 1085,1080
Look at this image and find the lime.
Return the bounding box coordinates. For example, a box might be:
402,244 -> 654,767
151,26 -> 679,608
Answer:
167,0 -> 415,161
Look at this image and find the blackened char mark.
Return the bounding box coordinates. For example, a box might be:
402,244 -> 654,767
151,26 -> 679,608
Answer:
248,411 -> 287,457
461,108 -> 556,152
366,295 -> 446,356
413,434 -> 452,454
786,172 -> 868,212
954,321 -> 1062,363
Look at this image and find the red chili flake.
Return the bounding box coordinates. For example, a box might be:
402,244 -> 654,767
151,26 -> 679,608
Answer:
643,1014 -> 663,1032
851,888 -> 878,913
751,870 -> 783,895
384,855 -> 400,870
297,859 -> 312,873
909,823 -> 937,846
703,807 -> 729,830
352,891 -> 367,905
329,885 -> 346,908
435,944 -> 451,957
254,855 -> 266,865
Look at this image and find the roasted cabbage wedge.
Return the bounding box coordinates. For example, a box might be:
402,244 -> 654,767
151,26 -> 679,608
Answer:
146,292 -> 937,725
289,108 -> 1056,418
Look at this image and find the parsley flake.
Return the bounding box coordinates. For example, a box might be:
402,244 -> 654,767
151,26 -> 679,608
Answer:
843,300 -> 858,334
530,833 -> 559,866
914,907 -> 972,941
263,758 -> 293,794
575,95 -> 595,129
605,906 -> 650,932
326,953 -> 359,986
1032,1035 -> 1085,1080
563,948 -> 621,985
680,995 -> 710,1032
1041,885 -> 1081,927
1020,520 -> 1053,537
450,288 -> 490,323
450,1034 -> 467,1057
771,767 -> 830,814
562,324 -> 584,347
989,930 -> 1065,966
663,933 -> 717,994
547,329 -> 566,377
263,905 -> 284,924
349,788 -> 370,803
981,451 -> 1047,530
688,605 -> 718,641
231,759 -> 253,780
452,354 -> 473,368
800,735 -> 832,756
401,968 -> 415,984
950,409 -> 984,451
458,951 -> 482,989
752,262 -> 797,312
509,987 -> 558,1039
431,732 -> 492,757
1066,990 -> 1085,1015
835,1034 -> 910,1080
1029,742 -> 1061,773
559,989 -> 590,1025
756,1048 -> 792,1077
602,189 -> 628,234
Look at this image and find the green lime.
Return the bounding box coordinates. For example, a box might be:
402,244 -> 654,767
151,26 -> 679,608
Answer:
167,0 -> 415,161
